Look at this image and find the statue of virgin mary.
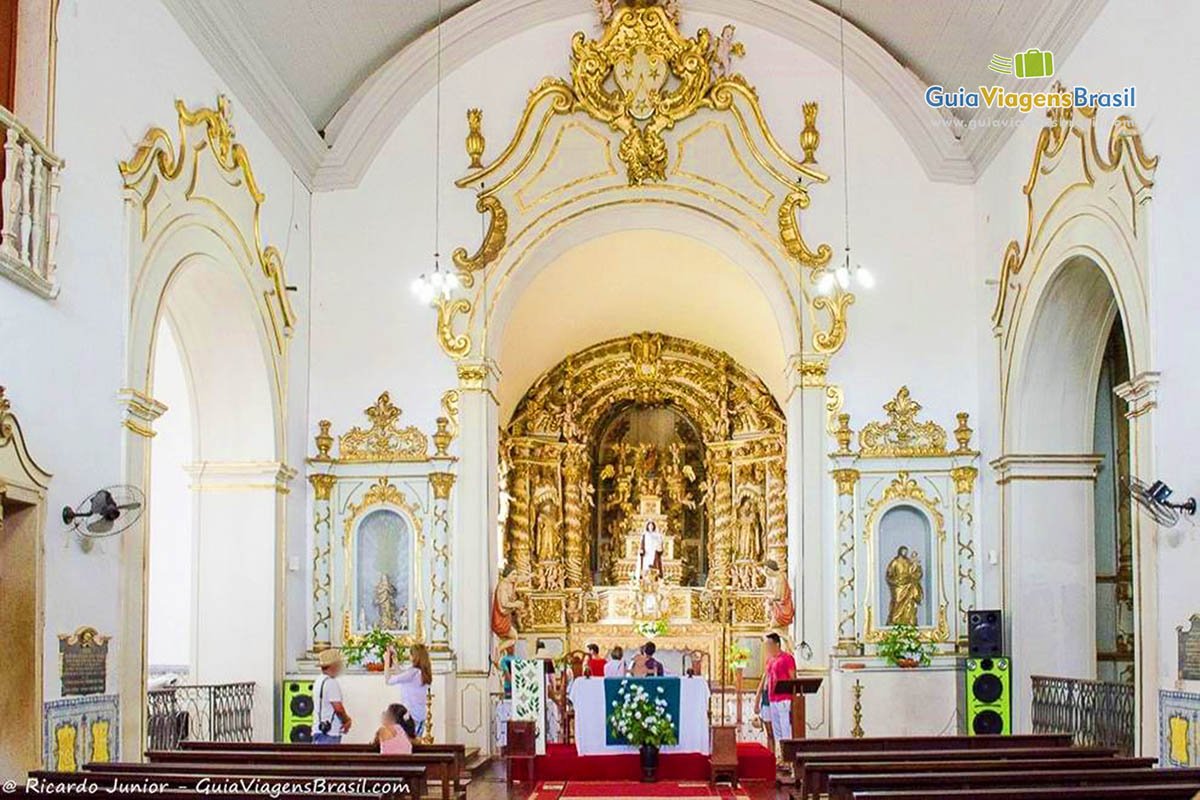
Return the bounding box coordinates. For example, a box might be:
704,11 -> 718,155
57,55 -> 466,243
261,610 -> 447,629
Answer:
637,520 -> 664,581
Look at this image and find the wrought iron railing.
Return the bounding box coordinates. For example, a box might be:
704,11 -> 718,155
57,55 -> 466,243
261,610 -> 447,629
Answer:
0,105 -> 62,298
1031,674 -> 1135,755
146,683 -> 255,750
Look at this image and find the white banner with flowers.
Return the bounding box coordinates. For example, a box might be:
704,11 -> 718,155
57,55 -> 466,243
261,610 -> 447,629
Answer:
511,657 -> 547,754
568,676 -> 711,755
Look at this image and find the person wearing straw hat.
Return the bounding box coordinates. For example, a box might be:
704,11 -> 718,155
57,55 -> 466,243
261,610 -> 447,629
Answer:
313,649 -> 353,744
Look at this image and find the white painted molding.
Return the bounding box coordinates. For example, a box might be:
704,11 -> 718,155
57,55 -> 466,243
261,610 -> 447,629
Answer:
316,0 -> 977,190
990,453 -> 1104,484
159,0 -> 328,186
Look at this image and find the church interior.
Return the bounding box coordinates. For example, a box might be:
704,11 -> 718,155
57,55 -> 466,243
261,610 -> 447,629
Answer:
3,0 -> 1200,797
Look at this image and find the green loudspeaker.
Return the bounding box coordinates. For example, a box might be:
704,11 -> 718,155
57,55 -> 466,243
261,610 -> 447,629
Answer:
962,657 -> 1012,735
282,678 -> 314,742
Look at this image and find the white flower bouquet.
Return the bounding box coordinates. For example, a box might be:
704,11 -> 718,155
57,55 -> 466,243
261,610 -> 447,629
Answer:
607,679 -> 678,748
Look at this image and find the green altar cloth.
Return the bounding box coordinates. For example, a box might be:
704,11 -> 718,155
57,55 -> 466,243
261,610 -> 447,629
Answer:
604,676 -> 681,746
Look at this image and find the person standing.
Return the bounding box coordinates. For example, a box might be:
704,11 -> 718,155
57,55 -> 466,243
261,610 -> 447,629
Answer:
762,633 -> 796,746
313,649 -> 352,744
384,643 -> 432,738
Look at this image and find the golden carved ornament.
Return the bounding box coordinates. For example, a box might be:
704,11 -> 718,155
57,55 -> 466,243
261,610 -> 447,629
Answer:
435,295 -> 473,359
441,390 -> 461,438
313,420 -> 334,461
465,108 -> 486,169
429,472 -> 456,501
119,96 -> 295,348
800,102 -> 820,165
811,289 -> 854,354
433,418 -> 453,458
58,625 -> 110,647
344,477 -> 423,543
338,392 -> 430,462
992,84 -> 1158,326
951,466 -> 978,495
832,413 -> 853,455
796,357 -> 828,388
953,412 -> 975,454
309,473 -> 336,502
451,195 -> 507,280
833,468 -> 859,496
858,386 -> 948,458
825,385 -> 844,434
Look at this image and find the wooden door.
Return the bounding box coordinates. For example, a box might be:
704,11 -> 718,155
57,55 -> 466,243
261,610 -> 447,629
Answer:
0,497 -> 41,774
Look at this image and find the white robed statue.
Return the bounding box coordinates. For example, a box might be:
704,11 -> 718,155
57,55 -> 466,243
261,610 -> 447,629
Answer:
637,520 -> 664,581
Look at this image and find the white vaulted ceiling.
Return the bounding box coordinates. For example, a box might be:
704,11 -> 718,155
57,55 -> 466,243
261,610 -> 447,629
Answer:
164,0 -> 1105,187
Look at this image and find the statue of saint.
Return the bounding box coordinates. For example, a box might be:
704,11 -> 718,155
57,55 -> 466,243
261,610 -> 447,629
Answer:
885,546 -> 924,626
491,564 -> 524,655
637,520 -> 664,580
764,559 -> 795,630
735,496 -> 763,560
373,573 -> 401,630
534,503 -> 560,561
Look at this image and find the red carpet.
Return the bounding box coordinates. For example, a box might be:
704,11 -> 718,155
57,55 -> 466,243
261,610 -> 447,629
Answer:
529,781 -> 752,799
513,742 -> 774,783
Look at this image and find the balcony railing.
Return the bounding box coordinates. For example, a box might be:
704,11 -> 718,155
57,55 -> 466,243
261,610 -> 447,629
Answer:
1031,674 -> 1135,755
146,682 -> 255,750
0,105 -> 62,298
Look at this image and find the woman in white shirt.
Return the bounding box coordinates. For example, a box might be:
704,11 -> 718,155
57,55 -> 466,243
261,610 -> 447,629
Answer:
603,645 -> 626,677
384,643 -> 432,737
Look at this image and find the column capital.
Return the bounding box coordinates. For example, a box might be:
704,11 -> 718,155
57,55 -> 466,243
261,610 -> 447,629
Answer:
785,353 -> 829,392
990,453 -> 1103,485
457,359 -> 501,400
118,387 -> 168,438
429,471 -> 456,500
1113,370 -> 1160,419
308,472 -> 336,501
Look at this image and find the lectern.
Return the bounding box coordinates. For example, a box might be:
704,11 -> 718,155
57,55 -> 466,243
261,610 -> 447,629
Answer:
773,677 -> 823,738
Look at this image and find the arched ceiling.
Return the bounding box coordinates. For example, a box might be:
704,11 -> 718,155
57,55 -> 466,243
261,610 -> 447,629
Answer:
497,229 -> 788,422
162,0 -> 1103,187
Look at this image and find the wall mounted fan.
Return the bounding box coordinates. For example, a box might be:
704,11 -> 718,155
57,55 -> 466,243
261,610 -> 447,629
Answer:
62,485 -> 145,538
1127,477 -> 1196,528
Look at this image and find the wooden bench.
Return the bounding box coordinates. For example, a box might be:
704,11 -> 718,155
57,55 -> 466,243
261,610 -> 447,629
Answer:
780,733 -> 1073,762
852,785 -> 1200,799
84,761 -> 425,797
830,766 -> 1200,800
147,748 -> 459,800
795,746 -> 1120,799
177,739 -> 470,778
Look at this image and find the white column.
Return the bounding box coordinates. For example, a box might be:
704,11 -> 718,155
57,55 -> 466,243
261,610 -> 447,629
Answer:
308,473 -> 336,651
451,360 -> 499,752
993,453 -> 1102,733
428,472 -> 455,650
187,460 -> 295,740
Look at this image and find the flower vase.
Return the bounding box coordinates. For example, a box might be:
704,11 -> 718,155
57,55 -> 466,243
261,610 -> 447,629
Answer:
896,658 -> 919,669
365,661 -> 385,672
639,744 -> 660,782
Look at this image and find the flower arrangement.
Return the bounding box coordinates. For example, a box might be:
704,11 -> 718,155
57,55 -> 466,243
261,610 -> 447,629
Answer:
634,619 -> 669,638
608,680 -> 679,748
727,642 -> 751,672
878,623 -> 934,667
341,628 -> 407,667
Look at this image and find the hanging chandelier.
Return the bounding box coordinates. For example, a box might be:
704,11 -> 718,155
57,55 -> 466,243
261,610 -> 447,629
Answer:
818,0 -> 874,296
410,0 -> 457,306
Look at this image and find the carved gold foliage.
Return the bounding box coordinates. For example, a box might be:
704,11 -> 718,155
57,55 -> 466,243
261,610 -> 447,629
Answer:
811,290 -> 854,354
858,386 -> 948,458
338,392 -> 430,462
992,85 -> 1158,326
119,96 -> 295,349
778,190 -> 832,267
435,296 -> 472,360
451,195 -> 507,280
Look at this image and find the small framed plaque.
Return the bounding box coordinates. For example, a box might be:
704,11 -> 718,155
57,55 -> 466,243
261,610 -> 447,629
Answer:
1178,615 -> 1200,681
58,626 -> 110,696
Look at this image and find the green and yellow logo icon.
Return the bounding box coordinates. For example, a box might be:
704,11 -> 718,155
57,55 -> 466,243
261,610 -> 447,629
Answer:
989,49 -> 1054,79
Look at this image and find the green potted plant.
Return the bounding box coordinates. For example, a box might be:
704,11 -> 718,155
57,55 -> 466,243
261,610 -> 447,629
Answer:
727,642 -> 751,679
878,623 -> 934,668
633,619 -> 668,638
607,679 -> 678,782
341,628 -> 405,671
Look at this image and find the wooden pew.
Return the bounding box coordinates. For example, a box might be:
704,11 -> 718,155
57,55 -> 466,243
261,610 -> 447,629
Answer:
177,739 -> 470,779
780,733 -> 1073,763
830,766 -> 1200,800
84,761 -> 425,797
853,785 -> 1200,799
146,749 -> 459,800
796,746 -> 1120,799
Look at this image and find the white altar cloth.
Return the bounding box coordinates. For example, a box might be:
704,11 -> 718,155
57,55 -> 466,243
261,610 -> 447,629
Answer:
568,676 -> 711,755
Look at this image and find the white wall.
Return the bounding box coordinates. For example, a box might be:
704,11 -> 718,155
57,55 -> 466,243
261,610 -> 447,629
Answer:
0,0 -> 312,714
147,320 -> 193,672
973,0 -> 1200,730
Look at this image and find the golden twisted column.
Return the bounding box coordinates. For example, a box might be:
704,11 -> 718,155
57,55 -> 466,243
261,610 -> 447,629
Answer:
562,445 -> 588,587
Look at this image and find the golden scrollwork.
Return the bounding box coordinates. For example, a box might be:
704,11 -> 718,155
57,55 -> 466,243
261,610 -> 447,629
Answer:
451,195 -> 507,280
58,625 -> 110,647
119,96 -> 295,349
338,392 -> 430,462
858,386 -> 948,458
825,385 -> 844,434
441,390 -> 461,439
435,295 -> 472,360
778,190 -> 833,267
811,290 -> 854,354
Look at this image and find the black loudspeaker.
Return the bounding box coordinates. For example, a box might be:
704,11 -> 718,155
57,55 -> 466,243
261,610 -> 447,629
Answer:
967,609 -> 1004,657
961,657 -> 1012,736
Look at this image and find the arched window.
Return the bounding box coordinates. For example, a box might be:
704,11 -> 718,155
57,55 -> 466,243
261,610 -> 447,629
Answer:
354,509 -> 413,633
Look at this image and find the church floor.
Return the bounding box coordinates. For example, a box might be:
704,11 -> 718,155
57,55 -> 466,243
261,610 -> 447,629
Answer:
467,762 -> 787,799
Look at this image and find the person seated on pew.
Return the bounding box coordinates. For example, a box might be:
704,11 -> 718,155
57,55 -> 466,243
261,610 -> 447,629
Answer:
373,702 -> 418,755
604,646 -> 626,677
758,632 -> 795,746
584,643 -> 606,677
636,642 -> 665,676
384,643 -> 432,737
314,648 -> 353,744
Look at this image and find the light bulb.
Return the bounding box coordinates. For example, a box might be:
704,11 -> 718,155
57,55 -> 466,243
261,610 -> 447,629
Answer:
835,264 -> 851,290
817,272 -> 836,296
856,266 -> 875,289
444,271 -> 460,291
410,276 -> 426,297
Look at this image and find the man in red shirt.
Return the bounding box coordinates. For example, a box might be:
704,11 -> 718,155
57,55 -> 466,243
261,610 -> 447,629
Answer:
762,632 -> 796,742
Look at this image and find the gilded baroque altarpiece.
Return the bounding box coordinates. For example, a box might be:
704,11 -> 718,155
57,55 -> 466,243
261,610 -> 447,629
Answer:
828,387 -> 980,655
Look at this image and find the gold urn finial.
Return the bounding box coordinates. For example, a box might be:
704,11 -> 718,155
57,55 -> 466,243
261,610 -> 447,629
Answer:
954,411 -> 974,453
800,102 -> 820,165
834,412 -> 853,455
314,419 -> 334,460
433,416 -> 453,457
465,109 -> 485,169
